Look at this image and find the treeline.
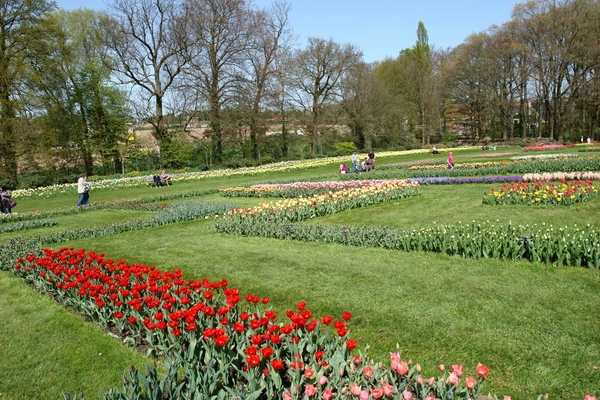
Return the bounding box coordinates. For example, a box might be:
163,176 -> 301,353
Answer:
0,0 -> 598,189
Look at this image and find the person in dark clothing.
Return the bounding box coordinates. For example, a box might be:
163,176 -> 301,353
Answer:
368,151 -> 375,169
153,172 -> 162,187
1,187 -> 12,213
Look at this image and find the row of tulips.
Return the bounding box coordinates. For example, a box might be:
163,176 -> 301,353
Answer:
217,181 -> 420,225
219,180 -> 414,198
510,153 -> 577,160
14,247 -> 493,400
522,172 -> 600,182
522,144 -> 575,151
216,217 -> 600,268
340,156 -> 600,180
0,218 -> 58,234
0,188 -> 219,224
483,180 -> 599,206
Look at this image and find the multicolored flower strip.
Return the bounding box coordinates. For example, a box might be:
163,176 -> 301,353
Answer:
218,181 -> 420,225
523,172 -> 600,181
409,176 -> 523,185
15,247 -> 492,399
219,180 -> 411,198
511,153 -> 577,160
483,180 -> 599,206
522,144 -> 576,151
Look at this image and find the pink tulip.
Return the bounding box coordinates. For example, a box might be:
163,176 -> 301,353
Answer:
439,364 -> 445,371
447,373 -> 458,386
451,364 -> 463,377
360,390 -> 369,400
283,392 -> 292,400
319,376 -> 328,385
370,388 -> 384,399
350,383 -> 361,396
402,390 -> 412,400
466,376 -> 476,389
382,383 -> 394,397
304,384 -> 317,397
322,389 -> 334,400
395,360 -> 409,376
363,366 -> 373,379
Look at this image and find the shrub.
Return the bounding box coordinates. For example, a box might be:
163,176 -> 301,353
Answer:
334,141 -> 358,154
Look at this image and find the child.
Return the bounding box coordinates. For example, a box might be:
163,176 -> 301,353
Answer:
447,152 -> 454,169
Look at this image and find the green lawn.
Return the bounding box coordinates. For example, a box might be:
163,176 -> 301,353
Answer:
1,149 -> 600,400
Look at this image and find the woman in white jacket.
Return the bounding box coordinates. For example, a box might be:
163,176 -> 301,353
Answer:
76,173 -> 90,207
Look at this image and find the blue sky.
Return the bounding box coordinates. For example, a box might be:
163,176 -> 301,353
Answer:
54,0 -> 524,63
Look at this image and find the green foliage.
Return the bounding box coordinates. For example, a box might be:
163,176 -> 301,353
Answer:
0,219 -> 58,234
334,141 -> 358,154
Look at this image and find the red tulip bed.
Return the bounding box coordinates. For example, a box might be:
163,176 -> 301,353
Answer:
14,247 -> 492,400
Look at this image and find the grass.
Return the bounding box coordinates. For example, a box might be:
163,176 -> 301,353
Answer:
1,147 -> 600,399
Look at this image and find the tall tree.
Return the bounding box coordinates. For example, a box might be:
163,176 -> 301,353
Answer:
103,0 -> 191,163
397,22 -> 439,145
341,61 -> 373,149
288,37 -> 362,154
32,9 -> 130,177
184,0 -> 252,163
239,1 -> 293,160
513,0 -> 598,142
0,0 -> 55,187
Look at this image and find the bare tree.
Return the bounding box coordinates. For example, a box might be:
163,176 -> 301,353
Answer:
238,1 -> 294,160
447,32 -> 500,141
103,0 -> 191,162
288,37 -> 362,154
513,0 -> 598,142
183,0 -> 252,163
340,61 -> 374,150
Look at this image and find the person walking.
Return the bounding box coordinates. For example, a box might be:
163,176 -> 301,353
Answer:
76,173 -> 90,207
447,151 -> 454,169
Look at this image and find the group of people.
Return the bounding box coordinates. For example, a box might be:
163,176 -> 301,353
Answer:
152,170 -> 171,187
581,136 -> 592,144
340,151 -> 376,174
1,187 -> 15,214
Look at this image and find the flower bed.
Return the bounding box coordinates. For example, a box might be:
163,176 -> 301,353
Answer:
219,180 -> 413,198
511,153 -> 577,160
15,247 -> 492,399
218,181 -> 420,226
339,156 -> 600,180
522,144 -> 576,151
523,172 -> 600,181
409,176 -> 523,185
215,181 -> 600,268
483,180 -> 599,206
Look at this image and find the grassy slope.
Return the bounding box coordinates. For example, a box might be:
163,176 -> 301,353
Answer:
2,147 -> 600,399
